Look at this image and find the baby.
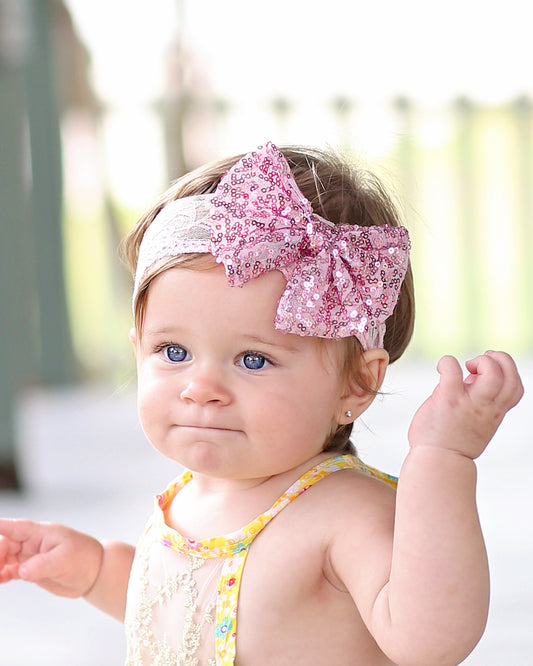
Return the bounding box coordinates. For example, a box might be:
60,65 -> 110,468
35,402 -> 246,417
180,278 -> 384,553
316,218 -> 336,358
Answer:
0,142 -> 523,665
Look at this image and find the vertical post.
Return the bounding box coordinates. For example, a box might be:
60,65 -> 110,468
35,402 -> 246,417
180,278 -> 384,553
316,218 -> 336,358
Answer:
25,0 -> 74,384
270,96 -> 292,139
392,96 -> 424,353
161,0 -> 188,180
331,96 -> 354,152
393,97 -> 418,212
0,0 -> 74,488
0,0 -> 34,487
454,97 -> 481,351
514,96 -> 533,349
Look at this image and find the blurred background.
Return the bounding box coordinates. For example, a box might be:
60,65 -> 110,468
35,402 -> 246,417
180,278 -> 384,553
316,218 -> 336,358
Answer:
0,0 -> 531,664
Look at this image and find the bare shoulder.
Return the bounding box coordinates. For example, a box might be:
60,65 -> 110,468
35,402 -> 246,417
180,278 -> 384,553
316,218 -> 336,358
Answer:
301,467 -> 397,594
237,467 -> 398,664
303,464 -> 396,518
285,465 -> 396,552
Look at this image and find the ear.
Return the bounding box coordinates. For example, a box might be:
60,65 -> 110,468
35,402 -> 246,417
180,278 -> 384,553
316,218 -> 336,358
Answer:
335,348 -> 389,424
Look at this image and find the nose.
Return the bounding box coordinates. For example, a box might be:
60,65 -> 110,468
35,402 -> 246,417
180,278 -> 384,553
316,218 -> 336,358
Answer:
180,368 -> 231,406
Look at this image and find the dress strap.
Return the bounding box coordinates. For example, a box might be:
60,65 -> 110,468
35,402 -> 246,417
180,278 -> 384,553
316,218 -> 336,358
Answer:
213,454 -> 397,665
154,455 -> 397,560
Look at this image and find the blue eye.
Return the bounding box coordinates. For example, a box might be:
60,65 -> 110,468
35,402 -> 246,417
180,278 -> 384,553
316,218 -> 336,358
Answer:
241,353 -> 268,370
165,345 -> 189,363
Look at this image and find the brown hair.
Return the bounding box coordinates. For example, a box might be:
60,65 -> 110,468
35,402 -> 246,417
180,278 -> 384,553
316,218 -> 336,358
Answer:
122,145 -> 415,454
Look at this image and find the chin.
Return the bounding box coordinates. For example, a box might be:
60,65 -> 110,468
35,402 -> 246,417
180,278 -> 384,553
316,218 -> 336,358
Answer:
162,440 -> 230,474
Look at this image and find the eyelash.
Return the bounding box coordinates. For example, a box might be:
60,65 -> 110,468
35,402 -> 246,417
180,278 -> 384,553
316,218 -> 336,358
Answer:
153,344 -> 274,370
238,351 -> 273,371
154,343 -> 190,363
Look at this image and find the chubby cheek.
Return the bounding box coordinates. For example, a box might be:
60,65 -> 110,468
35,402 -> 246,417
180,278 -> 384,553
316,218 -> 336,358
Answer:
136,368 -> 172,441
301,392 -> 341,446
261,388 -> 334,452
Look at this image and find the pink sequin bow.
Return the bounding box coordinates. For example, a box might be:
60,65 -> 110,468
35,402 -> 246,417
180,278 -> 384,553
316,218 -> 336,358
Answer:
209,142 -> 410,348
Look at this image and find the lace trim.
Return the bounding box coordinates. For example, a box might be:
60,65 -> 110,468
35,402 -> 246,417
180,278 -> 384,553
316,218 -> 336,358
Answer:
125,455 -> 397,666
125,546 -> 219,665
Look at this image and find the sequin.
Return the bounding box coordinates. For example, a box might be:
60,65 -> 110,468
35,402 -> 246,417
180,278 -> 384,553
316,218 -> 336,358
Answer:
208,143 -> 410,349
133,142 -> 411,350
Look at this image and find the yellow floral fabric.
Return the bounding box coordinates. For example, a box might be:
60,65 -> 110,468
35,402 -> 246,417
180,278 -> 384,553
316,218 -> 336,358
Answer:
124,455 -> 397,665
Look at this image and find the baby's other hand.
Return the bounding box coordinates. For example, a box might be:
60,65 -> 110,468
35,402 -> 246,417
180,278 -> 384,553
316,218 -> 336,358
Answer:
0,519 -> 103,598
408,351 -> 523,459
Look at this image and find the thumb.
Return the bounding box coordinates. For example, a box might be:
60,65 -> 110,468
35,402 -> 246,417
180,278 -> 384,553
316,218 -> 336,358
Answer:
436,355 -> 464,392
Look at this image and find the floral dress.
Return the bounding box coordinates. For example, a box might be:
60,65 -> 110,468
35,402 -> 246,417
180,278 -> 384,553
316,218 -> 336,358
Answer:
124,455 -> 397,665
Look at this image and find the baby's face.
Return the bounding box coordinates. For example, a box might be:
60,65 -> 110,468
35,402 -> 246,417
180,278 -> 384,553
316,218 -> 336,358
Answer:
132,265 -> 347,482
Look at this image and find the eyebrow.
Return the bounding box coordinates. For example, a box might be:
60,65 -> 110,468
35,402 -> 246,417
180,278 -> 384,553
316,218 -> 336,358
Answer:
142,327 -> 302,354
142,326 -> 182,337
241,333 -> 302,354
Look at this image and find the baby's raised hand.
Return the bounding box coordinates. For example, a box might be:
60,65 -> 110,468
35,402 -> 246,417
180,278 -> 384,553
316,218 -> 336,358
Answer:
408,351 -> 523,459
0,519 -> 103,598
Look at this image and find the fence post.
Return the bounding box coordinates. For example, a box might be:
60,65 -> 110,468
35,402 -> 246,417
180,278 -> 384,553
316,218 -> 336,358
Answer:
514,96 -> 533,348
0,0 -> 74,488
454,97 -> 482,351
25,0 -> 74,384
0,0 -> 35,487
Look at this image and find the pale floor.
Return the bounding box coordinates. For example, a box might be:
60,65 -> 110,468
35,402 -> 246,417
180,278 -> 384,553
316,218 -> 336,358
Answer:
0,358 -> 531,665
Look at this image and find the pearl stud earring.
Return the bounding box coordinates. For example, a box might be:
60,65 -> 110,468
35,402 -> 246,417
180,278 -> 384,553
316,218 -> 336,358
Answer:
345,410 -> 352,418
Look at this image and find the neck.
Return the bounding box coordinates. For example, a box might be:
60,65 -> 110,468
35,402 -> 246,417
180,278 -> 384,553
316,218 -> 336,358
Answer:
186,451 -> 335,498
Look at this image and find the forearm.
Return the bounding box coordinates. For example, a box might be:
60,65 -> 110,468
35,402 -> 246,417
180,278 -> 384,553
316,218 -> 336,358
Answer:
83,540 -> 135,621
375,447 -> 489,664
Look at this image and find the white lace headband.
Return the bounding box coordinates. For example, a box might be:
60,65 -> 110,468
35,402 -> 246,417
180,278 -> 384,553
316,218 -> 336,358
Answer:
132,142 -> 410,347
133,195 -> 213,302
